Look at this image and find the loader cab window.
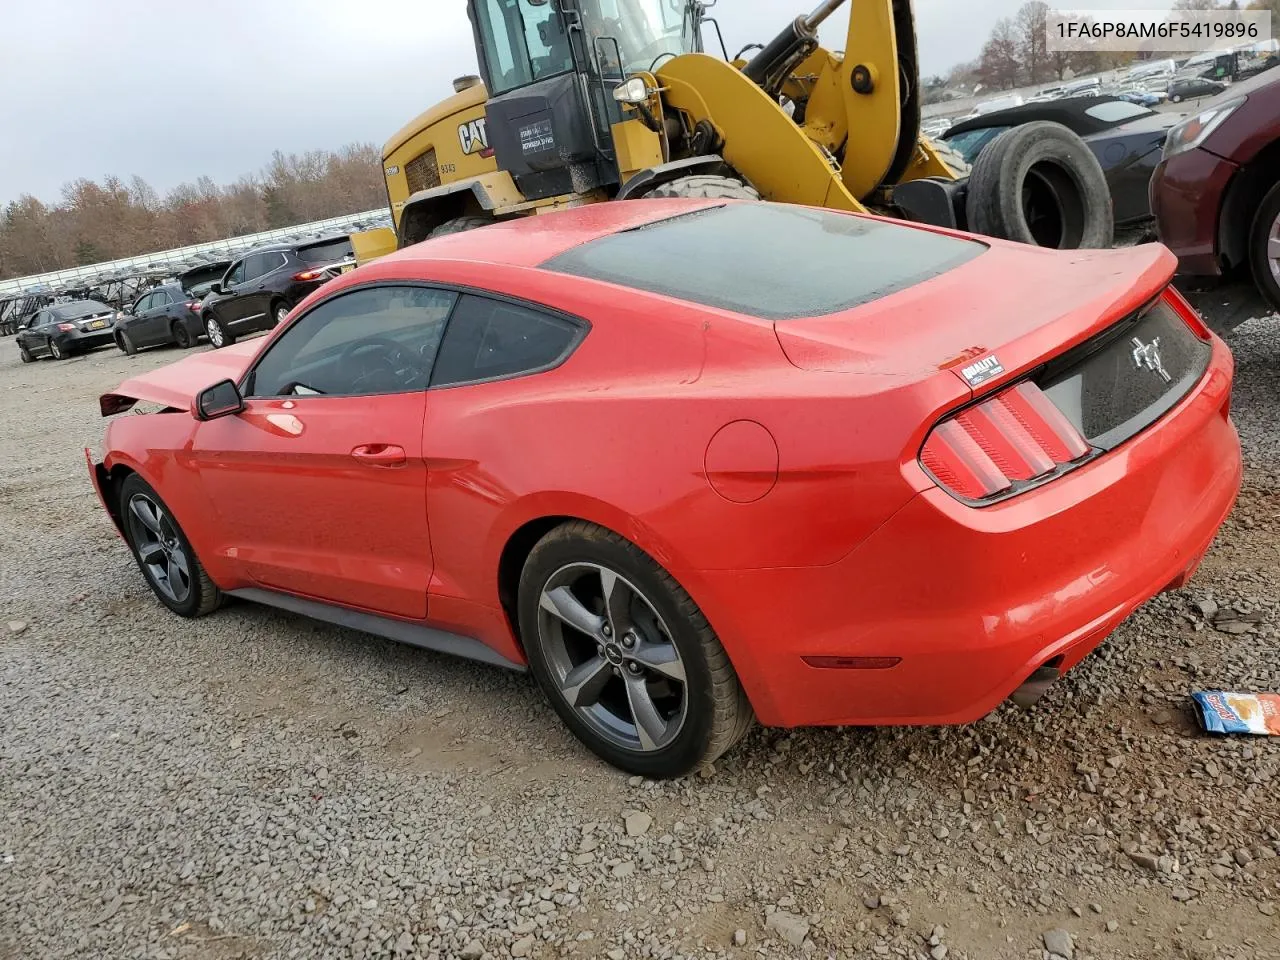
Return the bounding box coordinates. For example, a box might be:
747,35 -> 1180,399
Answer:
474,0 -> 574,95
584,0 -> 698,73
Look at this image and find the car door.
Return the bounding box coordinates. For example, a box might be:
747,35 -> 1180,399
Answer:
22,310 -> 51,354
128,293 -> 156,344
213,259 -> 249,325
190,284 -> 457,619
145,290 -> 176,343
246,252 -> 286,326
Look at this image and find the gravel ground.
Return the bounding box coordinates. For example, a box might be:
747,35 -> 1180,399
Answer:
2,288 -> 1279,960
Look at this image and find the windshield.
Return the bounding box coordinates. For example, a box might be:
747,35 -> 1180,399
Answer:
585,0 -> 697,73
942,126 -> 1008,163
54,300 -> 111,319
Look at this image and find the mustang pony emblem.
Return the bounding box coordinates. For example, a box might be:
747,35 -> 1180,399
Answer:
1131,336 -> 1172,383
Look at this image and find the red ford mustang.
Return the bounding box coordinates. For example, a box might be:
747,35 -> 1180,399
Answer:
88,200 -> 1241,777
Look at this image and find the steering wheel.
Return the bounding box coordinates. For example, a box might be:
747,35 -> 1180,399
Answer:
336,336 -> 425,393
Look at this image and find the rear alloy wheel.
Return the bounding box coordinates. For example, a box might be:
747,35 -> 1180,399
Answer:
48,338 -> 66,360
272,302 -> 290,327
117,330 -> 137,356
205,315 -> 234,348
172,323 -> 193,349
519,521 -> 753,778
644,174 -> 761,202
119,474 -> 222,618
1248,180 -> 1280,313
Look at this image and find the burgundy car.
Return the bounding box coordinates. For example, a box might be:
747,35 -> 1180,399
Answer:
1150,69 -> 1280,311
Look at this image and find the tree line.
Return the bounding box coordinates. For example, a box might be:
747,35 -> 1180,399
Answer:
0,143 -> 386,281
933,0 -> 1280,93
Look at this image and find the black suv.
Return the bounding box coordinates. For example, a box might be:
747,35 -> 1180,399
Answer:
200,237 -> 354,348
16,300 -> 119,362
115,282 -> 205,354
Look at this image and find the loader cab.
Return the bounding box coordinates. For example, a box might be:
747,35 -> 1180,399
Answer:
468,0 -> 701,200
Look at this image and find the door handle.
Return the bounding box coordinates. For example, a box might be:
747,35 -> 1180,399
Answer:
351,443 -> 407,466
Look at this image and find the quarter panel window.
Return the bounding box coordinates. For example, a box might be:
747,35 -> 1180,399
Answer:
248,286 -> 458,398
430,294 -> 583,387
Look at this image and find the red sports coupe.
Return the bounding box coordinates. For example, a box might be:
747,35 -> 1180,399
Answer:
88,200 -> 1241,777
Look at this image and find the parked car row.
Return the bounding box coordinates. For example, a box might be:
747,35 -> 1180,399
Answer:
13,235 -> 356,362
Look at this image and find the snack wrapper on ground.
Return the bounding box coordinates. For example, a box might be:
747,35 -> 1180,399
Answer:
1192,691 -> 1280,735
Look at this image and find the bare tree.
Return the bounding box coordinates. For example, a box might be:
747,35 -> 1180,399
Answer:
978,17 -> 1023,89
1015,1 -> 1051,84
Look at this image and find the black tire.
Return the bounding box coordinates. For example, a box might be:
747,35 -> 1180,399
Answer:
117,330 -> 137,356
48,337 -> 66,360
171,322 -> 194,349
270,300 -> 290,327
18,342 -> 33,363
1247,179 -> 1280,313
204,314 -> 234,348
429,215 -> 494,238
518,521 -> 753,778
643,174 -> 761,201
118,473 -> 223,618
966,120 -> 1113,249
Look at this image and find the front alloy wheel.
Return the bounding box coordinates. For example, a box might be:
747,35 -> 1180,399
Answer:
118,474 -> 223,618
205,316 -> 233,348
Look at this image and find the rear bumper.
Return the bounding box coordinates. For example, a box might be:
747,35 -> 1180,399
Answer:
63,329 -> 117,352
688,336 -> 1240,728
1150,148 -> 1237,277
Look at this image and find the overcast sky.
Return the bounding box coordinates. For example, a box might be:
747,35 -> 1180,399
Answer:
0,0 -> 1173,206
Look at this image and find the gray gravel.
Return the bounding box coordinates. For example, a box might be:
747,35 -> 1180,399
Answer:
3,292 -> 1280,960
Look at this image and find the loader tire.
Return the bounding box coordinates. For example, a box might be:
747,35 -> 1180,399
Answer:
966,121 -> 1112,250
644,175 -> 761,202
429,215 -> 494,238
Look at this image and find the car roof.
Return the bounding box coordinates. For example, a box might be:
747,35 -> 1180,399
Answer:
944,96 -> 1152,137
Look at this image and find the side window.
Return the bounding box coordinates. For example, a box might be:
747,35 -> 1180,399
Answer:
430,294 -> 583,387
242,254 -> 267,281
134,294 -> 153,314
247,285 -> 458,398
224,260 -> 246,287
153,290 -> 172,307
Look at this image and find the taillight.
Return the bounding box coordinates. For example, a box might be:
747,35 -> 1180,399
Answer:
1162,285 -> 1213,341
293,269 -> 327,282
920,382 -> 1091,502
57,322 -> 76,331
185,301 -> 201,312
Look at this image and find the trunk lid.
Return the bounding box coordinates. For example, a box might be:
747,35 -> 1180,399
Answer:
776,239 -> 1211,458
99,339 -> 262,415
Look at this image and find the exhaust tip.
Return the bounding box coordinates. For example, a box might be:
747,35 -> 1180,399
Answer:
1010,665 -> 1060,709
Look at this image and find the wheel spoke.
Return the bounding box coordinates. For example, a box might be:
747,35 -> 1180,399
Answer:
167,555 -> 186,590
168,548 -> 190,581
1268,236 -> 1280,260
540,586 -> 603,638
629,639 -> 686,684
560,656 -> 613,708
599,568 -> 632,636
129,497 -> 162,534
137,542 -> 166,565
624,673 -> 668,751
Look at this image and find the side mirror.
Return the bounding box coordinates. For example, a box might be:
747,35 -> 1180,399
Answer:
193,379 -> 244,421
209,282 -> 224,295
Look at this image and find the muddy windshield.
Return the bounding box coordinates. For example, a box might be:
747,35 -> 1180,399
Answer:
585,0 -> 697,73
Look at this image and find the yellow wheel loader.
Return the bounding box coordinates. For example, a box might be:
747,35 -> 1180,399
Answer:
352,0 -> 1112,264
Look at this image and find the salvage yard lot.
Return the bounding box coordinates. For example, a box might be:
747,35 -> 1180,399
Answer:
2,294 -> 1279,960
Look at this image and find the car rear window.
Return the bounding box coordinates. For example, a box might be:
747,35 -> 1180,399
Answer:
298,238 -> 354,264
541,203 -> 984,321
53,300 -> 110,318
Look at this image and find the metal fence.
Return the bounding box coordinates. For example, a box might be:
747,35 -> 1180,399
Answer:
0,208 -> 392,296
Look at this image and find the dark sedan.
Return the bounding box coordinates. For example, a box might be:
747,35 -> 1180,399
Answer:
115,282 -> 205,354
1167,77 -> 1228,103
16,300 -> 120,362
201,237 -> 354,348
942,97 -> 1179,227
